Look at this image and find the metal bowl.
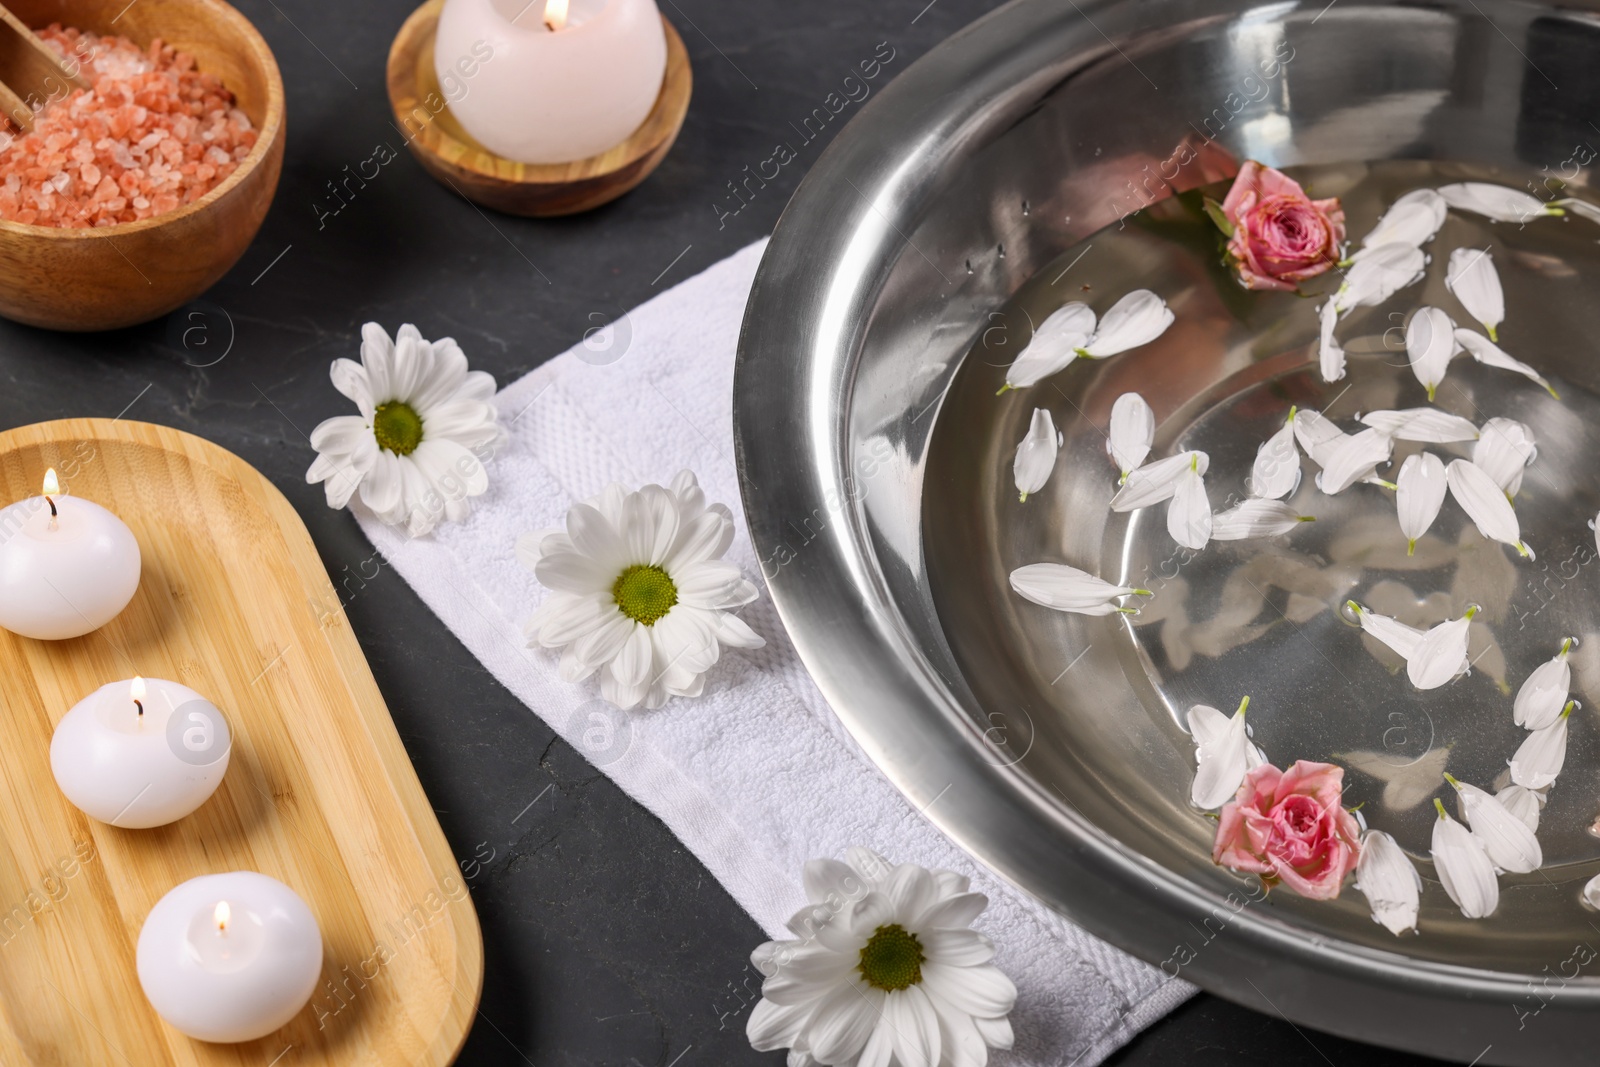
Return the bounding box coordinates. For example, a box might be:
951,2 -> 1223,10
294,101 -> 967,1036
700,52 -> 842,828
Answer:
733,0 -> 1600,1061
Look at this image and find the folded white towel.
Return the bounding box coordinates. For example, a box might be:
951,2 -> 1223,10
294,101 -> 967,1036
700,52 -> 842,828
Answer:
355,239 -> 1191,1065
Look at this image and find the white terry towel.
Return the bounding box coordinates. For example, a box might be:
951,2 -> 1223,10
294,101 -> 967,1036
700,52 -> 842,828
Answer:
354,239 -> 1192,1065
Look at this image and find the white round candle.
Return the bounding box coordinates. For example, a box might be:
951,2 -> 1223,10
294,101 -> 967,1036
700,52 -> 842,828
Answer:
137,872 -> 323,1043
0,468 -> 140,640
51,677 -> 231,828
434,0 -> 668,164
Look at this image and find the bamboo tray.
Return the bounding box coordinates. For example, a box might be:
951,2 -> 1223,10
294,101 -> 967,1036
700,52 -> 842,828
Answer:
0,418 -> 481,1065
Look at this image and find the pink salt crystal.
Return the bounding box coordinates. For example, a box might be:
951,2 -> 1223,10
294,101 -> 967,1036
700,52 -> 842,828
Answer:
0,25 -> 252,226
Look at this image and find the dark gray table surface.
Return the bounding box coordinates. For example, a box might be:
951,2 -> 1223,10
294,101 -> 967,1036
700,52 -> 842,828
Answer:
0,0 -> 1453,1063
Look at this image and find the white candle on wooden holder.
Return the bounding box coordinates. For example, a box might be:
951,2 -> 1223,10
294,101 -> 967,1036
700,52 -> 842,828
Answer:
435,0 -> 668,164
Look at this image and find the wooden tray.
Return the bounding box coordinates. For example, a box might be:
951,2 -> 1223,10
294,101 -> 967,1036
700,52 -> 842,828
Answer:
0,419 -> 481,1065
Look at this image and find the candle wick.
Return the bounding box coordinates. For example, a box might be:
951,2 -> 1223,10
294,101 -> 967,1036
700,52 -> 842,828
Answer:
134,699 -> 143,718
45,495 -> 56,519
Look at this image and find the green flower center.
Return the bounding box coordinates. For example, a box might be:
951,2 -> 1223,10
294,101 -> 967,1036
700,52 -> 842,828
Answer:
857,924 -> 924,992
372,400 -> 424,456
612,564 -> 678,625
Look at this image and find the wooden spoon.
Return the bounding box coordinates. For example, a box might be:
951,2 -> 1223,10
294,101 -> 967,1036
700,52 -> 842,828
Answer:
0,3 -> 87,132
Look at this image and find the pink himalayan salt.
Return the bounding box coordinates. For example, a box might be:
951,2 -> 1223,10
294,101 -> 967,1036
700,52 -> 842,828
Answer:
0,25 -> 258,228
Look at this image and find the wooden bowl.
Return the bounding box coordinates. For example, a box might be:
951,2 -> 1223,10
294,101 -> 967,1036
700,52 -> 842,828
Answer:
387,0 -> 691,217
0,0 -> 285,332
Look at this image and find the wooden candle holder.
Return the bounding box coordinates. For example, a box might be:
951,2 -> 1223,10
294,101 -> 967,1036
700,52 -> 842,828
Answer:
386,0 -> 692,218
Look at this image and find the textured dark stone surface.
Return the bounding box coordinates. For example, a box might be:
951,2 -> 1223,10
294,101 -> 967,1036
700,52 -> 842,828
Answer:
0,0 -> 1441,1062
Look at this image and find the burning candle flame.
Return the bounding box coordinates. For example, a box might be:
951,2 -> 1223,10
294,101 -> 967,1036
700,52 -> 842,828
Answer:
130,676 -> 146,714
215,900 -> 230,931
41,468 -> 58,497
544,0 -> 568,30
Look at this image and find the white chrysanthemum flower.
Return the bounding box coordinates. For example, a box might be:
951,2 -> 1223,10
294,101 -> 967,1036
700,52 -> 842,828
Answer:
520,470 -> 764,711
1404,307 -> 1458,401
1395,452 -> 1447,555
1407,607 -> 1477,690
1438,182 -> 1559,224
1210,499 -> 1312,540
1334,242 -> 1426,313
1009,563 -> 1150,616
1318,300 -> 1345,382
1445,248 -> 1505,341
1348,600 -> 1428,662
1471,417 -> 1537,497
1515,638 -> 1574,730
1081,289 -> 1173,358
1315,427 -> 1394,495
1431,799 -> 1499,919
1013,408 -> 1060,503
1447,775 -> 1541,873
1110,451 -> 1209,511
1107,392 -> 1155,482
1446,458 -> 1531,558
1168,456 -> 1211,550
306,322 -> 505,537
1003,302 -> 1095,390
1359,408 -> 1478,444
1496,784 -> 1544,833
1510,701 -> 1574,789
1188,697 -> 1264,809
1453,331 -> 1557,398
1354,829 -> 1421,935
746,847 -> 1017,1067
1249,409 -> 1301,499
1358,189 -> 1448,252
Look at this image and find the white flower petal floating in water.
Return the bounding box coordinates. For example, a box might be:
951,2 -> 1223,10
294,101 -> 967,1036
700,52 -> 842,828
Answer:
1111,451 -> 1210,511
1446,458 -> 1532,558
1009,563 -> 1150,616
1509,701 -> 1574,789
1003,302 -> 1095,390
1407,607 -> 1478,690
1348,600 -> 1428,662
1447,775 -> 1542,874
1168,456 -> 1212,550
1514,638 -> 1574,730
1292,408 -> 1344,459
1315,427 -> 1394,495
1188,697 -> 1264,809
1081,290 -> 1174,358
1431,799 -> 1499,919
1444,247 -> 1505,341
1471,417 -> 1538,497
1438,182 -> 1560,224
1354,829 -> 1422,935
1359,408 -> 1478,444
1404,306 -> 1458,401
1496,784 -> 1544,834
1555,197 -> 1600,225
1249,410 -> 1302,500
1585,874 -> 1600,911
1210,499 -> 1313,541
1358,188 -> 1449,252
1334,242 -> 1427,313
1395,452 -> 1448,555
1454,330 -> 1558,398
1107,393 -> 1155,482
1318,300 -> 1345,382
1013,407 -> 1059,503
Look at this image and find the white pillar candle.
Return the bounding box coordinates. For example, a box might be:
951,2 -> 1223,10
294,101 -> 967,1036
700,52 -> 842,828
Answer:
51,677 -> 231,828
0,468 -> 140,640
434,0 -> 668,164
137,871 -> 323,1043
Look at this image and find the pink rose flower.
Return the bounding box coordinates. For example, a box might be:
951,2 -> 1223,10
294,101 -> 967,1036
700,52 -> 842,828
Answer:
1212,760 -> 1361,900
1220,161 -> 1346,291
